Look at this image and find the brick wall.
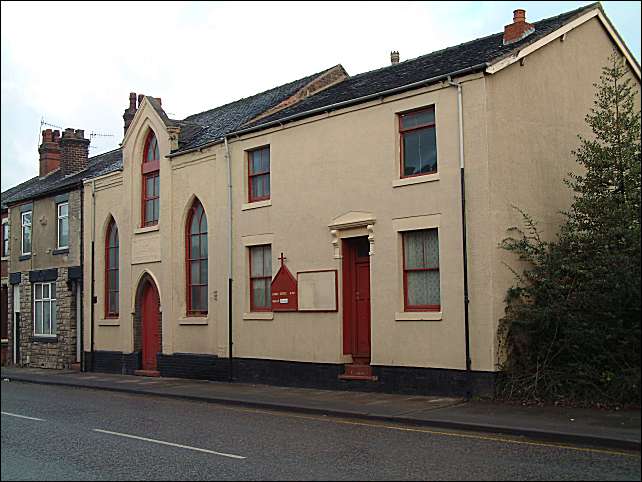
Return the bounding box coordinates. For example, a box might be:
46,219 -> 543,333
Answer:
60,129 -> 89,176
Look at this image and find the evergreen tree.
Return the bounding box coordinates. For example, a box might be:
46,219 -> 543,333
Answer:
498,53 -> 641,405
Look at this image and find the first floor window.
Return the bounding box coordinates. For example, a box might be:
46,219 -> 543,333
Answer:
142,171 -> 160,226
249,245 -> 272,311
403,229 -> 440,311
105,219 -> 119,318
34,282 -> 57,336
248,146 -> 270,202
57,202 -> 69,249
21,211 -> 32,255
399,106 -> 437,178
186,200 -> 208,315
1,221 -> 8,257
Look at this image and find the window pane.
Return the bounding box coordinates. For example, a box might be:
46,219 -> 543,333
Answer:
195,286 -> 207,311
407,271 -> 440,307
59,203 -> 68,217
43,300 -> 51,334
35,301 -> 43,334
23,213 -> 32,225
23,225 -> 32,253
109,271 -> 118,291
262,246 -> 271,276
51,300 -> 57,334
190,235 -> 200,260
250,247 -> 263,277
109,247 -> 118,269
403,131 -> 421,176
43,283 -> 49,299
200,260 -> 208,286
153,198 -> 159,222
424,230 -> 439,268
418,128 -> 437,174
251,175 -> 266,199
402,127 -> 437,176
109,292 -> 118,314
401,108 -> 435,130
200,212 -> 207,233
190,210 -> 200,234
200,233 -> 208,257
404,232 -> 424,269
191,261 -> 200,284
154,175 -> 160,197
145,200 -> 154,223
35,283 -> 42,300
146,176 -> 154,198
59,217 -> 69,247
252,278 -> 268,308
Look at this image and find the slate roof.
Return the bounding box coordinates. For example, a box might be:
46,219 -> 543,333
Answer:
240,3 -> 601,130
171,65 -> 343,154
1,148 -> 123,207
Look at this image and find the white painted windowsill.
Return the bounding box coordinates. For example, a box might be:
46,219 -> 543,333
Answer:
243,312 -> 274,321
241,199 -> 272,211
134,225 -> 160,235
392,173 -> 440,188
395,311 -> 443,321
98,319 -> 120,326
178,317 -> 209,325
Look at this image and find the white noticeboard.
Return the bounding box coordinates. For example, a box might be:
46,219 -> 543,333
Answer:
297,270 -> 337,312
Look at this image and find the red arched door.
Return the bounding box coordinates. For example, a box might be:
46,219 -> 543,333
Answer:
141,281 -> 160,371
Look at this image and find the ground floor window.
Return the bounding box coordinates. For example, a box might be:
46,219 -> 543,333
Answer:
249,244 -> 272,311
34,282 -> 57,336
403,229 -> 440,311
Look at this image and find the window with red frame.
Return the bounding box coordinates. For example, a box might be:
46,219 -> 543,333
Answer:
248,146 -> 270,202
105,218 -> 119,317
142,131 -> 160,226
186,199 -> 208,315
403,229 -> 440,311
249,245 -> 271,311
399,106 -> 437,178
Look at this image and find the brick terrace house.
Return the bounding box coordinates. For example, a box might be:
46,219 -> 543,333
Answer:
3,128 -> 121,369
81,4 -> 639,396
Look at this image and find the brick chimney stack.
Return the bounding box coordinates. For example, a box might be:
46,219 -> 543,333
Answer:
38,129 -> 61,177
390,51 -> 400,65
123,92 -> 137,136
60,128 -> 90,176
503,9 -> 535,45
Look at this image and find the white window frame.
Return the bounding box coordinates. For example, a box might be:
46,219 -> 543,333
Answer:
21,211 -> 32,255
33,281 -> 57,337
57,202 -> 69,249
1,219 -> 8,259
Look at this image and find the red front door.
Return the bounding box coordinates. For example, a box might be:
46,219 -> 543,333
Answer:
141,281 -> 160,371
342,237 -> 371,362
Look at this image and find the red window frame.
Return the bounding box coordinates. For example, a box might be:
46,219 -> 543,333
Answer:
402,229 -> 440,312
398,106 -> 437,179
249,245 -> 272,312
105,218 -> 119,318
247,146 -> 270,203
186,199 -> 208,316
141,131 -> 160,227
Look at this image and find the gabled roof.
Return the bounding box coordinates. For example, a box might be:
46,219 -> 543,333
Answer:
239,3 -> 607,131
169,65 -> 343,154
2,148 -> 123,207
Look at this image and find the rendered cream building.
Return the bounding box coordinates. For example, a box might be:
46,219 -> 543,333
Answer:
82,4 -> 641,395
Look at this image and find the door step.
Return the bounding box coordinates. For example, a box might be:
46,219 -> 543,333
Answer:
134,369 -> 160,377
339,364 -> 378,381
70,363 -> 81,372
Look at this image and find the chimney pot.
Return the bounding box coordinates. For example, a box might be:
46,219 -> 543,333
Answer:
390,51 -> 400,65
513,9 -> 526,22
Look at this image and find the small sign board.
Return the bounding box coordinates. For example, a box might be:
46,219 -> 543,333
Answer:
271,253 -> 298,311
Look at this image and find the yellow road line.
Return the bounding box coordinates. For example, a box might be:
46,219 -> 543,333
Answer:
213,403 -> 640,458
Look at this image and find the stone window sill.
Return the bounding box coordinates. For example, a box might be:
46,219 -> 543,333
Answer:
395,311 -> 443,321
178,317 -> 209,325
1,256 -> 8,262
53,248 -> 69,256
19,254 -> 31,261
243,312 -> 274,321
134,225 -> 160,235
241,199 -> 272,211
31,336 -> 58,343
392,173 -> 440,188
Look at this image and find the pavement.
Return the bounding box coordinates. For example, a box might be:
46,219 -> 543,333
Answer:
2,366 -> 640,452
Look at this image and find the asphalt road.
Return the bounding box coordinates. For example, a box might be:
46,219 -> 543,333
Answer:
1,381 -> 640,481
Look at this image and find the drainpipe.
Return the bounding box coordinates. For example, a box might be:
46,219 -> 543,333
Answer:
89,180 -> 96,371
447,76 -> 472,399
224,136 -> 234,382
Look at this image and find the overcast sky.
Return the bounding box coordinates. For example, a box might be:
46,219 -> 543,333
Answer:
1,1 -> 640,191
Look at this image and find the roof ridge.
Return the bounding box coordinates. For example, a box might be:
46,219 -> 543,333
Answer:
339,2 -> 601,83
182,64 -> 340,123
88,146 -> 122,161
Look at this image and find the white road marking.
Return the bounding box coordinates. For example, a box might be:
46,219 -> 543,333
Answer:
1,411 -> 45,421
93,429 -> 246,459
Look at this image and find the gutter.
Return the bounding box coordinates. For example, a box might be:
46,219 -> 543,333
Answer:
447,76 -> 472,399
167,63 -> 489,158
